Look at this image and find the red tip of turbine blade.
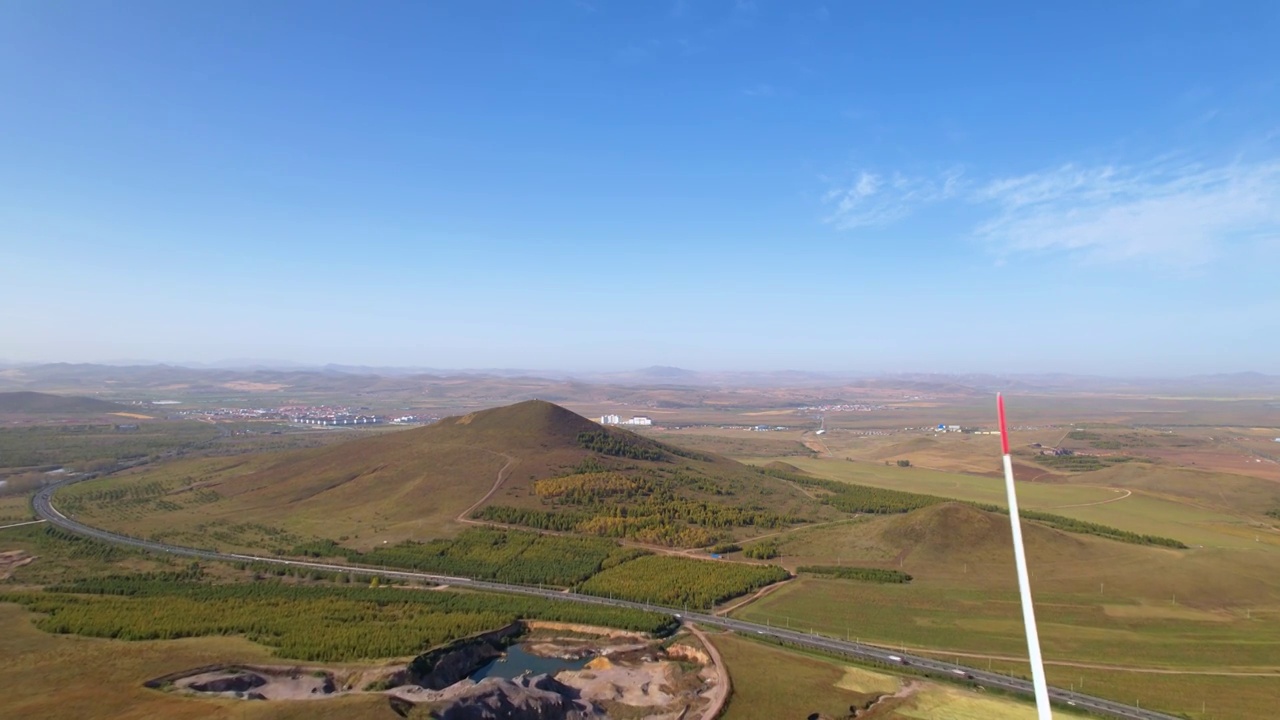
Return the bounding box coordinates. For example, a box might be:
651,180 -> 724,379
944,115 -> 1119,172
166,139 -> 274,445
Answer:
997,394 -> 1010,455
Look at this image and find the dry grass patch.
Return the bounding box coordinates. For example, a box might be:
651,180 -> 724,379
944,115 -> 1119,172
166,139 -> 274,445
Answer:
0,603 -> 394,720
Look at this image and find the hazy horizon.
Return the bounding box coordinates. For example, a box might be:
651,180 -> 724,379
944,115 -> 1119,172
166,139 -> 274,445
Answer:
3,2 -> 1277,374
0,357 -> 1275,381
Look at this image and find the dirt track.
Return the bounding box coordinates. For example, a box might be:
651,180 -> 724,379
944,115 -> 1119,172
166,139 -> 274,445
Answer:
685,625 -> 730,720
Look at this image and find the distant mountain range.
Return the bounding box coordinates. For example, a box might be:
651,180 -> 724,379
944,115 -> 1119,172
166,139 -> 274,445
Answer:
0,391 -> 130,415
0,362 -> 1277,400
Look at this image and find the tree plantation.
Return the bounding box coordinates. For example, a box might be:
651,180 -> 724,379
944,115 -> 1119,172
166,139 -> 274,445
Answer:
577,555 -> 790,609
0,573 -> 676,663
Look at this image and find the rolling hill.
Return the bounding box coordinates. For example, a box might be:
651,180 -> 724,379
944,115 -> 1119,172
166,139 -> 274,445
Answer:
62,400 -> 832,550
775,502 -> 1197,596
0,391 -> 131,415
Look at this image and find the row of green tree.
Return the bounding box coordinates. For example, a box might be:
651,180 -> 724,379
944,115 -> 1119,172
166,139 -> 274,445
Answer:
1013,508 -> 1188,548
576,431 -> 665,461
761,469 -> 941,514
796,565 -> 912,583
576,554 -> 790,609
292,528 -> 646,587
2,575 -> 675,662
534,469 -> 731,505
742,540 -> 779,559
476,498 -> 791,547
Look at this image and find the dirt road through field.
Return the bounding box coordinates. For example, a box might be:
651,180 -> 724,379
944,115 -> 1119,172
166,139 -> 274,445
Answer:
687,625 -> 730,720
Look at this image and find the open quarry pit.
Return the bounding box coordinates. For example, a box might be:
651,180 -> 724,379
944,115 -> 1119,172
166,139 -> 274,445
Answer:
147,622 -> 725,720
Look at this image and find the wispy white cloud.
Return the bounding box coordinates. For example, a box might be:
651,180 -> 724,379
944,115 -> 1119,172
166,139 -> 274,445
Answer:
823,168 -> 962,229
742,83 -> 775,97
824,157 -> 1280,267
974,160 -> 1280,266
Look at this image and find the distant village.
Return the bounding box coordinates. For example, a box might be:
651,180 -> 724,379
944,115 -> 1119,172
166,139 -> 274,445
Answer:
798,403 -> 888,413
598,414 -> 653,426
153,402 -> 435,427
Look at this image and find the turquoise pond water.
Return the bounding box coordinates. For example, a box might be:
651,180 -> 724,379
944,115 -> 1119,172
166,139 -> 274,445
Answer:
468,645 -> 590,681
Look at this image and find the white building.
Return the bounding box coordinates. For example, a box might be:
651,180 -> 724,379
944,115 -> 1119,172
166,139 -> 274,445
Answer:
600,414 -> 621,425
623,416 -> 653,426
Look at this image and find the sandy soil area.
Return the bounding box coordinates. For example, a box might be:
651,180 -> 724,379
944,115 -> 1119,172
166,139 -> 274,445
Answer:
559,659 -> 676,707
0,550 -> 35,580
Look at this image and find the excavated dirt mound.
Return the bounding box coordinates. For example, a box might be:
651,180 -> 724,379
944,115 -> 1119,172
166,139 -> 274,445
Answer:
435,674 -> 602,720
167,666 -> 339,701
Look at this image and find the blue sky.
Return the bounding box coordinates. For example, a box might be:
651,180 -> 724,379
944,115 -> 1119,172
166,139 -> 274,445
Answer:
2,1 -> 1278,374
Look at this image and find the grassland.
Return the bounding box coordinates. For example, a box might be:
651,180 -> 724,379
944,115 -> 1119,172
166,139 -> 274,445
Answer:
0,421 -> 222,471
53,401 -> 833,552
710,632 -> 1090,720
0,493 -> 35,524
767,456 -> 1280,551
0,522 -> 175,585
0,390 -> 129,414
0,602 -> 401,720
711,632 -> 888,719
727,502 -> 1280,719
723,418 -> 1278,720
11,388 -> 1278,718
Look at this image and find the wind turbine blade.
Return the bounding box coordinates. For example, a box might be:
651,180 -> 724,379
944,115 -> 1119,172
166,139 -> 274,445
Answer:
998,393 -> 1053,719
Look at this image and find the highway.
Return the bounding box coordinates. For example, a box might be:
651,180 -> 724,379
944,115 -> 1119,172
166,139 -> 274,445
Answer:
30,476 -> 1182,720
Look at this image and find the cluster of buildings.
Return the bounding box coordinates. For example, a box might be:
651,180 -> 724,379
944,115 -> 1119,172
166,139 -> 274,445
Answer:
599,414 -> 653,426
292,414 -> 383,426
169,404 -> 394,426
798,403 -> 888,413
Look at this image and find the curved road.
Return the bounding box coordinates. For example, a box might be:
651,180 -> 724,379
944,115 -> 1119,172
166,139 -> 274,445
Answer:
30,477 -> 1180,720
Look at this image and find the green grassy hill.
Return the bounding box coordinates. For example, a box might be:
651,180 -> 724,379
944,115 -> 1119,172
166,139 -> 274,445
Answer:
58,400 -> 830,550
1058,462 -> 1280,517
781,502 -> 1097,581
0,391 -> 130,415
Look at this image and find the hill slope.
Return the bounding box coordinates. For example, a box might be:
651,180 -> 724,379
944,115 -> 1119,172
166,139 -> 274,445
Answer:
777,501 -> 1222,597
63,400 -> 830,550
0,391 -> 129,415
